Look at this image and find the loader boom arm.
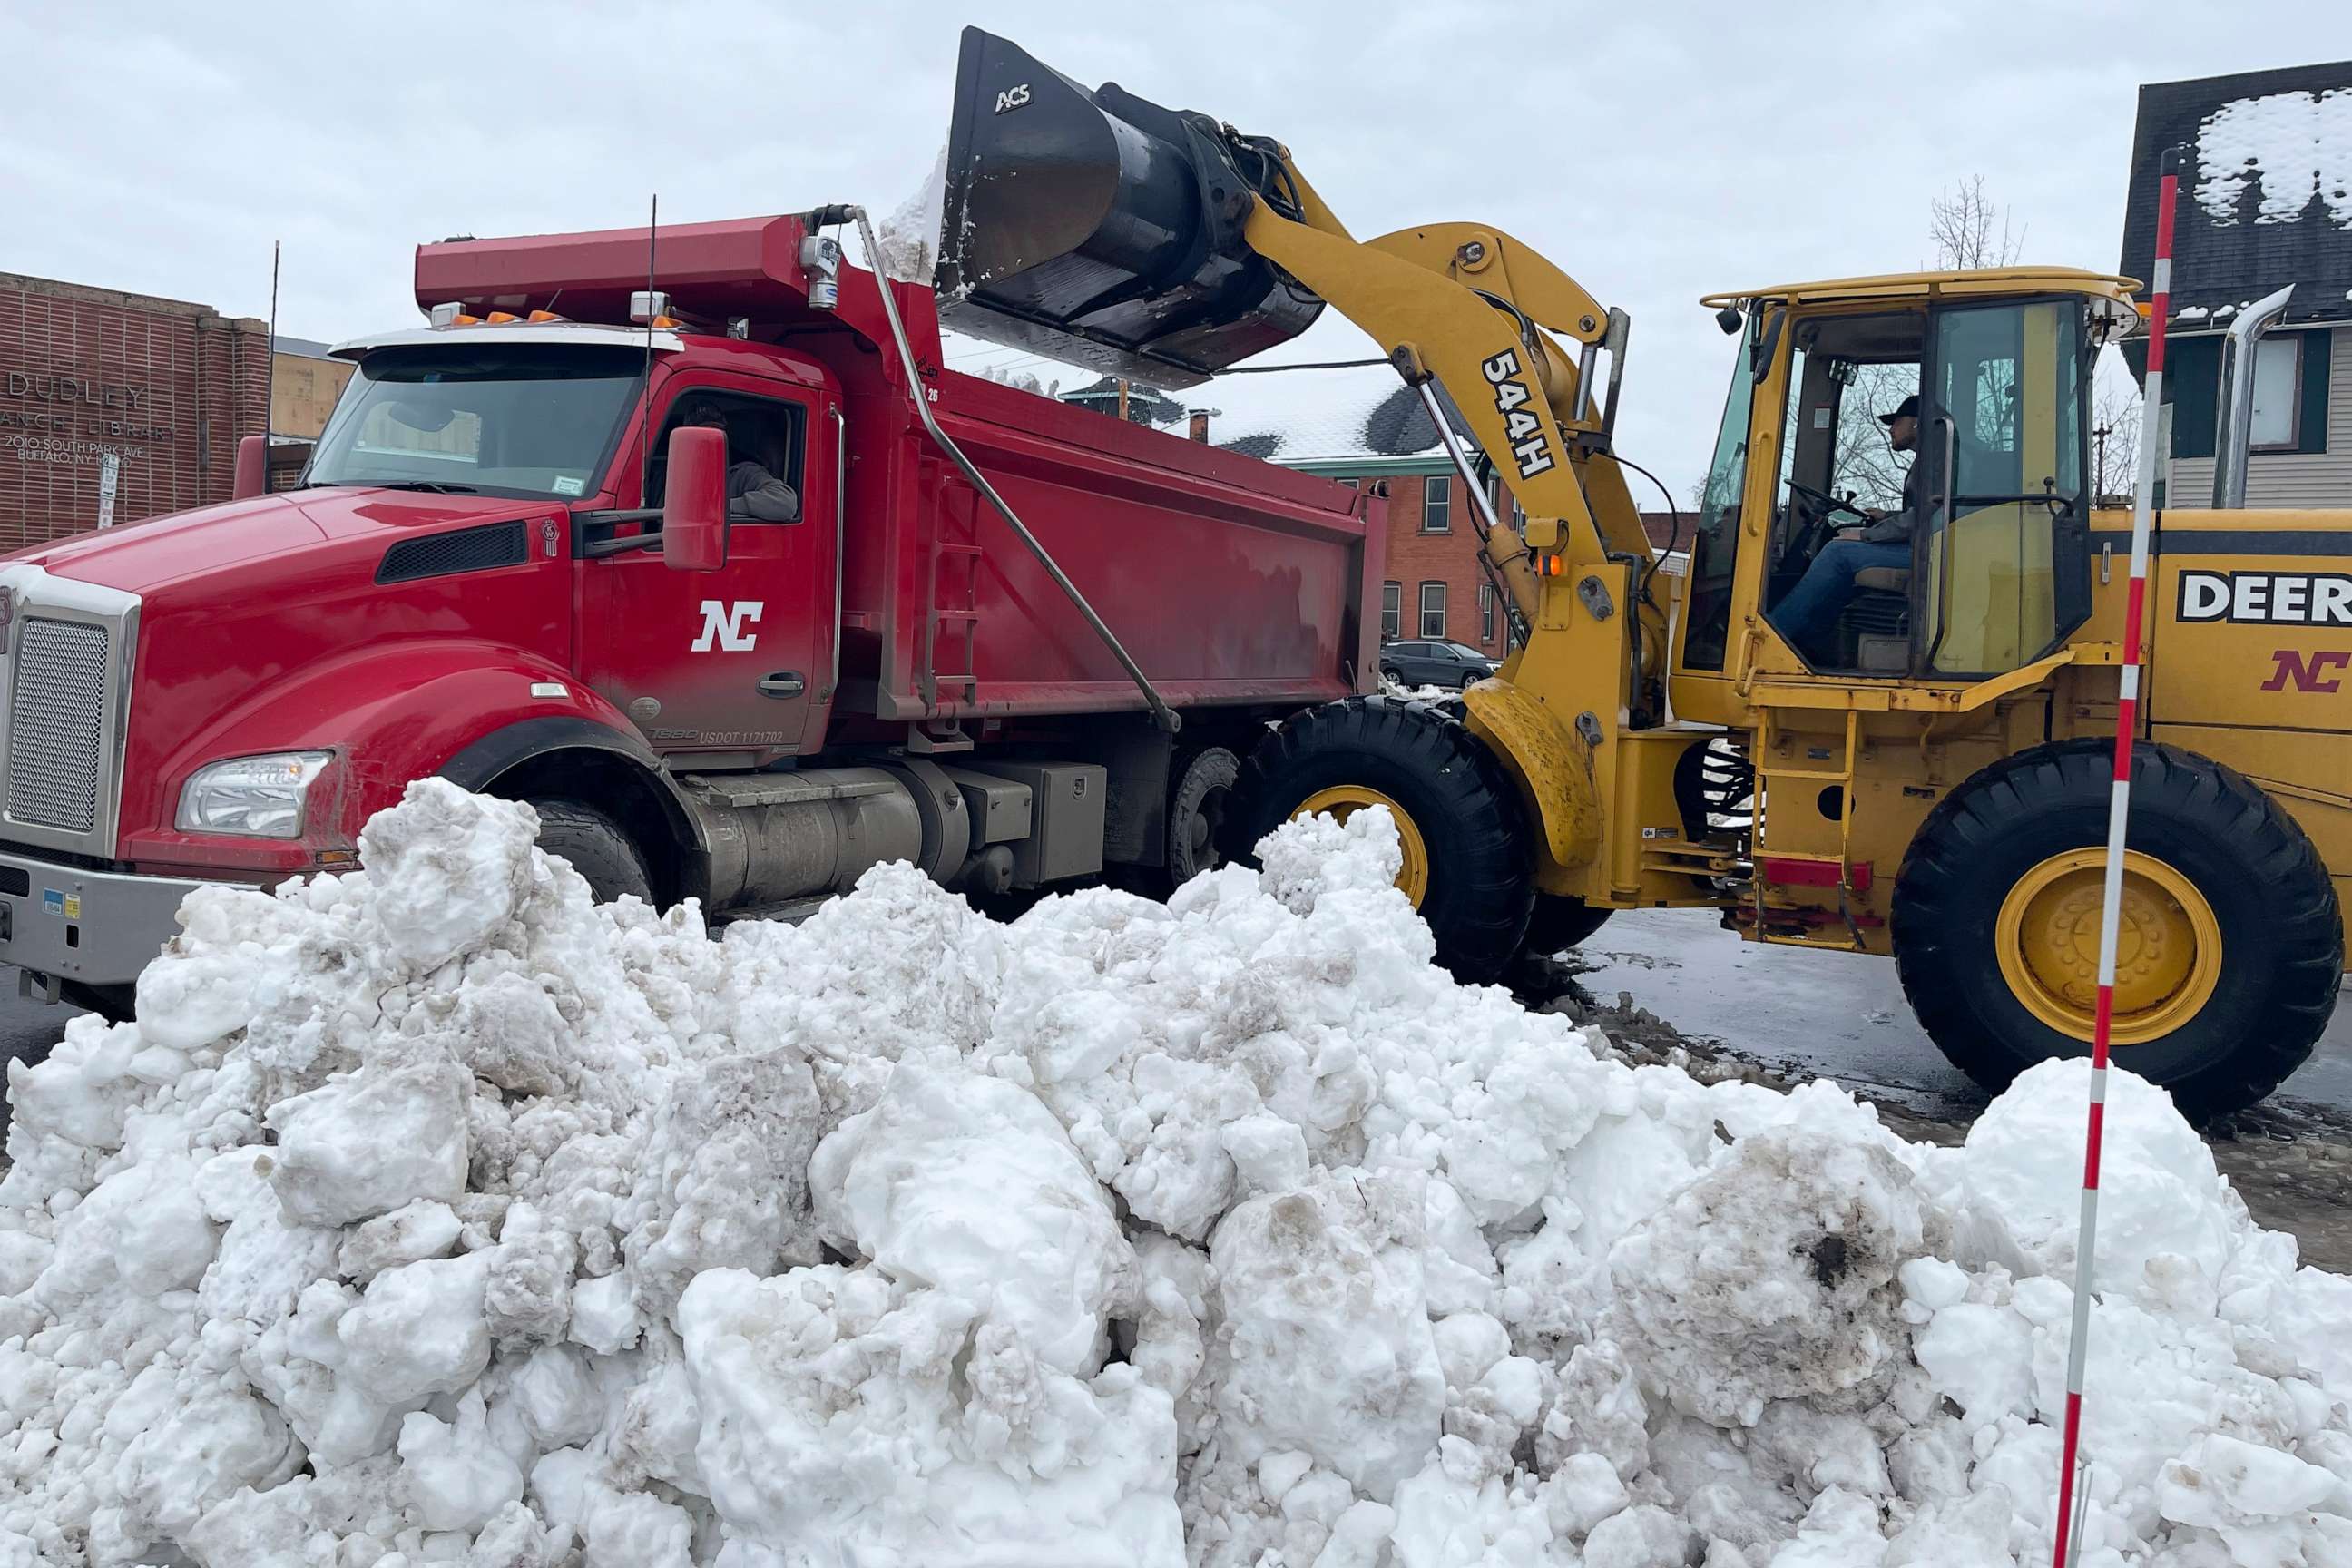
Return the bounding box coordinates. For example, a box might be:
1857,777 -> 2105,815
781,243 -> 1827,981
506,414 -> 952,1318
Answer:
1237,157 -> 1662,593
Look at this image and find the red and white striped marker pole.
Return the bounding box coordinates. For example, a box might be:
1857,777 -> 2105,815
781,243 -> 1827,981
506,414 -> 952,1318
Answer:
2049,145 -> 2180,1568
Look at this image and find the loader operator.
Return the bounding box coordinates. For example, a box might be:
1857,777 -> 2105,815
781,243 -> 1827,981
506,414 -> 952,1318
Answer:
678,397 -> 801,522
1773,393 -> 1921,661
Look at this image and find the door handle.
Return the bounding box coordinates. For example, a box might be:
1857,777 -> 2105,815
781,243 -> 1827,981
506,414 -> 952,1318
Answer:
759,671 -> 806,699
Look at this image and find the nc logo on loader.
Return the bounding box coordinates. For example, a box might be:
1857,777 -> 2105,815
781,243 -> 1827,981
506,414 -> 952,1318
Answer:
995,83 -> 1032,113
691,600 -> 763,652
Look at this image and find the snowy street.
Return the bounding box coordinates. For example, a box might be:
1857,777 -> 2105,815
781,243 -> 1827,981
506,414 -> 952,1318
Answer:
8,906 -> 2352,1279
1541,911 -> 2352,1273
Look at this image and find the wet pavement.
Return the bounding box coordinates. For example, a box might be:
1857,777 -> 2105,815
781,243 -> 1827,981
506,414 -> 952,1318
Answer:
1571,908 -> 2352,1122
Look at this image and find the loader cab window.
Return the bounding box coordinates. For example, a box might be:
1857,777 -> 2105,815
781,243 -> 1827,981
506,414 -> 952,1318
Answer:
1914,299 -> 2090,678
1681,311 -> 1769,671
1757,310 -> 1925,676
645,389 -> 805,519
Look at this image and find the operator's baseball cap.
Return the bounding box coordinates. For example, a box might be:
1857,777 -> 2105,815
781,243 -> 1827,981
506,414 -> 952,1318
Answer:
1878,395 -> 1920,425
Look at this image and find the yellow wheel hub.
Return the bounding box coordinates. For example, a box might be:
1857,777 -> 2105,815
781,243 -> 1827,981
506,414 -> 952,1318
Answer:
1995,848 -> 2222,1045
1293,786 -> 1429,906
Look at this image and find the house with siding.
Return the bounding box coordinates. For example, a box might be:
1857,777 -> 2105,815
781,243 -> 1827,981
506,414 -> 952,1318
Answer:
2119,62 -> 2351,507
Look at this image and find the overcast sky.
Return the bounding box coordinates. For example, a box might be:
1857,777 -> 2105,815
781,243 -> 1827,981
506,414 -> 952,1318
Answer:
2,0 -> 2336,493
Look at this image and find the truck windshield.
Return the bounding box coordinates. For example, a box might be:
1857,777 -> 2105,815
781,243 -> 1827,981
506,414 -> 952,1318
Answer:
306,344 -> 643,501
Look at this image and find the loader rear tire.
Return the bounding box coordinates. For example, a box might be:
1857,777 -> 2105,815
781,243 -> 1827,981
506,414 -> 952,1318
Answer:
528,799 -> 655,906
1227,697 -> 1534,983
1521,895 -> 1614,956
1893,740 -> 2339,1122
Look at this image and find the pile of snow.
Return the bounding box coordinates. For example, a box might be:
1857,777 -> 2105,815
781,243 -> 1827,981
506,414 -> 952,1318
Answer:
1379,674 -> 1459,702
5,780 -> 2351,1566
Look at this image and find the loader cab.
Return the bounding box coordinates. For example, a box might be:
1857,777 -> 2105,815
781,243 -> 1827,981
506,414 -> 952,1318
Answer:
1680,273 -> 2124,692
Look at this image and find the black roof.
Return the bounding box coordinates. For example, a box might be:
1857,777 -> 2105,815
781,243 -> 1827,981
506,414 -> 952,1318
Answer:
2119,61 -> 2352,326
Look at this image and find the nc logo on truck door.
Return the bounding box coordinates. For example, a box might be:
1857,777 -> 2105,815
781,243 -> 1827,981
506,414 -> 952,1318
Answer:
691,600 -> 763,652
1480,348 -> 1557,481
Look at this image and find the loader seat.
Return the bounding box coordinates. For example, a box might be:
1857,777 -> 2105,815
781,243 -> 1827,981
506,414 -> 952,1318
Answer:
1838,567 -> 1912,673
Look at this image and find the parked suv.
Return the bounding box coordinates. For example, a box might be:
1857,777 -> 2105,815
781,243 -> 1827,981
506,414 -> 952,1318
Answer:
1380,639 -> 1500,689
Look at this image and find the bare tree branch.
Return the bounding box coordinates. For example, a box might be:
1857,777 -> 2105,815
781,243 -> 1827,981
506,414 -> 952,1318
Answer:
2092,348 -> 2144,506
1929,175 -> 2025,270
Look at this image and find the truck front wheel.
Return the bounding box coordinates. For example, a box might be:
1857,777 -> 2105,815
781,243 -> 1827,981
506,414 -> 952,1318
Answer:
1892,740 -> 2340,1121
1226,697 -> 1534,983
528,799 -> 655,906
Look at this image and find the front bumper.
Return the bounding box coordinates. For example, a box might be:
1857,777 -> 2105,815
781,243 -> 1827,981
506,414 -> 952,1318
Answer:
0,848 -> 217,991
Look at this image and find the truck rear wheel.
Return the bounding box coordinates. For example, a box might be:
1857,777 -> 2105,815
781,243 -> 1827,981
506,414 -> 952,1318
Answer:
1227,697 -> 1533,982
529,799 -> 655,906
1893,740 -> 2340,1121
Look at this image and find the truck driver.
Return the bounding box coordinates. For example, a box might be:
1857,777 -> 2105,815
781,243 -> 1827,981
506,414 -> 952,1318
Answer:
677,397 -> 801,522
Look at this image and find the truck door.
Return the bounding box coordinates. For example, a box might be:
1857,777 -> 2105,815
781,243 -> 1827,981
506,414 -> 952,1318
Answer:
583,376 -> 838,763
1913,298 -> 2092,678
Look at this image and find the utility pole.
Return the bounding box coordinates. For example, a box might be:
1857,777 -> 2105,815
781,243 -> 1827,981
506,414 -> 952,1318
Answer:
1116,378 -> 1130,424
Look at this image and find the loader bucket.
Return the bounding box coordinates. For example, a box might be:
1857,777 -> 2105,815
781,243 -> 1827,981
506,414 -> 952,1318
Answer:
934,27 -> 1322,390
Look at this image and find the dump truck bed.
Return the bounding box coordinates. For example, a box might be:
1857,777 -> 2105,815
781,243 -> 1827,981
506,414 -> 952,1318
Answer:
838,363 -> 1382,727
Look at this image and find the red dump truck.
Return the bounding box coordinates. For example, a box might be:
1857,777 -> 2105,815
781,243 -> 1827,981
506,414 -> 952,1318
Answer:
0,212 -> 1380,1015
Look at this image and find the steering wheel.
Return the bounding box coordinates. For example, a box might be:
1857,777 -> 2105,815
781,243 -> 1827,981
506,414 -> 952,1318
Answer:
1782,480 -> 1872,564
1784,480 -> 1870,524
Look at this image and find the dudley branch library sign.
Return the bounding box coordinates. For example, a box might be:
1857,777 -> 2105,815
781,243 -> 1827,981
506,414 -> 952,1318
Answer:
2,371 -> 176,466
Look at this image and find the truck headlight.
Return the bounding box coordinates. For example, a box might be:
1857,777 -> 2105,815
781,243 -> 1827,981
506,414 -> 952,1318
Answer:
176,752 -> 334,838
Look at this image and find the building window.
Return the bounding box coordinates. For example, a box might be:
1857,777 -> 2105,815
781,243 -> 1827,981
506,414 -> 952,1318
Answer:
1336,475 -> 1360,490
1479,583 -> 1495,644
1422,475 -> 1451,533
1419,581 -> 1446,638
1381,581 -> 1401,641
2249,334 -> 2303,452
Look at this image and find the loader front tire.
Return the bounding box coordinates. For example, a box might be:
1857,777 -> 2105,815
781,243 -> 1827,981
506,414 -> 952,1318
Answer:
1893,740 -> 2339,1121
1227,697 -> 1534,983
528,799 -> 655,906
1520,894 -> 1614,957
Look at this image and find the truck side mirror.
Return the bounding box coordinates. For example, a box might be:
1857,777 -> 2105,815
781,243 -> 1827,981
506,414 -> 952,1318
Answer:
232,434 -> 269,500
662,426 -> 729,572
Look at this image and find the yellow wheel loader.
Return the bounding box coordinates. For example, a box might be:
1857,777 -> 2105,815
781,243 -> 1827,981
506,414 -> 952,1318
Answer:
935,30 -> 2345,1118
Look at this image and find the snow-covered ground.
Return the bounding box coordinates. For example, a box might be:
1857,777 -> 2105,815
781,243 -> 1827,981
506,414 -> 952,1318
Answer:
4,781 -> 2350,1565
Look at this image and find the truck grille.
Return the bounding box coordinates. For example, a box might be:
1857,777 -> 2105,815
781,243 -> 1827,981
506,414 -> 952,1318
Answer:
7,619 -> 113,835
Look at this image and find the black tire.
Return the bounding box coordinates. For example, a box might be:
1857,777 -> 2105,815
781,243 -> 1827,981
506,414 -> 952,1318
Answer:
1521,894 -> 1614,956
1226,696 -> 1534,982
1893,740 -> 2340,1121
528,799 -> 655,906
1165,745 -> 1240,888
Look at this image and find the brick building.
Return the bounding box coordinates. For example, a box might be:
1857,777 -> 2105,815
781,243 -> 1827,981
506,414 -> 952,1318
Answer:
0,272 -> 271,552
1200,368 -> 1515,655
1197,366 -> 1686,655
